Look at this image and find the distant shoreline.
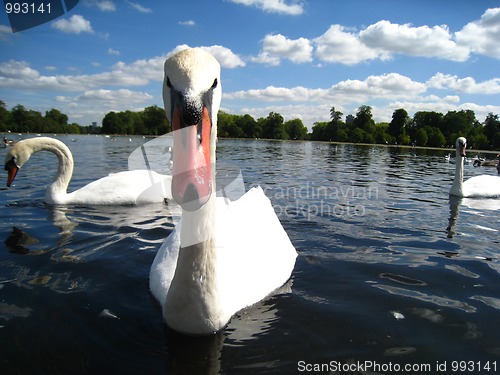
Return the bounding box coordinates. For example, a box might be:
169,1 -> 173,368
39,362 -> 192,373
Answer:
221,137 -> 500,156
4,132 -> 499,157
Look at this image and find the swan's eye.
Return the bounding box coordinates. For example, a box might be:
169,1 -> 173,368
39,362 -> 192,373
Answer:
211,79 -> 218,89
166,77 -> 172,89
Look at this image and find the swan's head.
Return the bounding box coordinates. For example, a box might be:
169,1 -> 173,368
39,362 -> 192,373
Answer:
4,141 -> 31,187
163,48 -> 221,211
456,137 -> 467,158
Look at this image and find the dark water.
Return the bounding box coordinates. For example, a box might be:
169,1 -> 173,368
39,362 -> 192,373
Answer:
1,135 -> 499,374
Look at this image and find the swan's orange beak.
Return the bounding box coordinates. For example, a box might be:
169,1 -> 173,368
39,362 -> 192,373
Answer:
5,158 -> 19,187
171,105 -> 212,211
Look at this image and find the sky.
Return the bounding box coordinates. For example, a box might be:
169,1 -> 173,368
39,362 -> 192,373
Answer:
1,0 -> 500,130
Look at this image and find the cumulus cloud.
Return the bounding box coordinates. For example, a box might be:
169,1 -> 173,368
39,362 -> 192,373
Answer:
456,7 -> 500,59
333,73 -> 427,99
360,20 -> 470,61
427,72 -> 500,94
248,8 -> 500,66
62,89 -> 153,103
225,86 -> 326,102
52,15 -> 94,34
224,73 -> 426,106
0,45 -> 243,94
227,0 -> 304,15
253,34 -> 313,65
96,0 -> 116,11
313,25 -> 388,65
0,60 -> 40,80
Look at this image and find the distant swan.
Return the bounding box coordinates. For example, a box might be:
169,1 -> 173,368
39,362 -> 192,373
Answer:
449,137 -> 500,198
149,48 -> 297,335
4,137 -> 171,205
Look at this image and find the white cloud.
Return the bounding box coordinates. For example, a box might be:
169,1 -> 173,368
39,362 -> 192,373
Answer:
51,15 -> 94,34
73,89 -> 153,102
456,7 -> 500,59
427,72 -> 500,94
253,34 -> 313,65
225,86 -> 326,102
313,25 -> 388,65
227,0 -> 304,15
224,73 -> 426,107
0,24 -> 13,41
179,20 -> 196,27
97,0 -> 116,11
125,0 -> 152,13
360,20 -> 470,61
108,48 -> 120,56
0,46 -> 243,95
333,73 -> 427,99
0,60 -> 40,79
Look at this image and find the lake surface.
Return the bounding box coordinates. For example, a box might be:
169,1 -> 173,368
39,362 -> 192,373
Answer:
1,135 -> 499,374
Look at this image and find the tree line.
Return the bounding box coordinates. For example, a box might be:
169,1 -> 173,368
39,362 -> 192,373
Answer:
310,106 -> 500,150
2,99 -> 500,150
0,100 -> 170,136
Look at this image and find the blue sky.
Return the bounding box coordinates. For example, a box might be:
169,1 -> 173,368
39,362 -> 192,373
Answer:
1,0 -> 500,130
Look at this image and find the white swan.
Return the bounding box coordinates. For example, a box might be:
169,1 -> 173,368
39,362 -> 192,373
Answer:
449,137 -> 500,198
4,137 -> 171,205
149,48 -> 297,335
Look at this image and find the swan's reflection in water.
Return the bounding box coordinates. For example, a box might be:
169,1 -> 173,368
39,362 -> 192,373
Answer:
446,195 -> 462,238
447,195 -> 500,238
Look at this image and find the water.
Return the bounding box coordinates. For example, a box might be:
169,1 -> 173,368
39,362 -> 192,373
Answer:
1,135 -> 499,374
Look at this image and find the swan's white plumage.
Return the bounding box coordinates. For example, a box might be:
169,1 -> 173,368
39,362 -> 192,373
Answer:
449,137 -> 500,198
149,186 -> 297,319
5,137 -> 171,205
149,47 -> 297,335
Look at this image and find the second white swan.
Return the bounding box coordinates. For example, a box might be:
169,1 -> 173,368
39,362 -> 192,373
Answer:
449,137 -> 500,198
4,137 -> 171,205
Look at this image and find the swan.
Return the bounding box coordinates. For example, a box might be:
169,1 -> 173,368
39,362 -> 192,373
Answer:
449,137 -> 500,198
4,137 -> 171,205
149,48 -> 297,335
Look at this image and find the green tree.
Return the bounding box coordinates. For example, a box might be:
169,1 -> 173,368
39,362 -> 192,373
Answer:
142,105 -> 169,135
350,128 -> 365,143
261,112 -> 286,139
310,122 -> 328,141
102,111 -> 123,134
441,110 -> 476,144
427,127 -> 446,147
236,114 -> 260,138
0,100 -> 10,131
284,118 -> 308,140
389,108 -> 408,142
483,112 -> 500,149
415,128 -> 428,146
353,105 -> 375,133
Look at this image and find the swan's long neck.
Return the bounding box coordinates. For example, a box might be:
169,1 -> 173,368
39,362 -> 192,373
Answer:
40,139 -> 74,202
450,148 -> 464,196
165,186 -> 222,335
